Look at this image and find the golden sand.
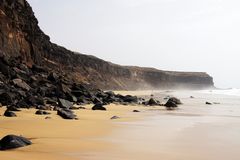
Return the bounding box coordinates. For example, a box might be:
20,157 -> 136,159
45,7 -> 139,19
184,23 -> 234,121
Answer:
0,104 -> 150,160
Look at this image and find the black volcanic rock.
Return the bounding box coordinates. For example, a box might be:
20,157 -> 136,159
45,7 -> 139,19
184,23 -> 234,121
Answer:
92,103 -> 106,111
57,108 -> 77,120
35,110 -> 51,115
47,72 -> 59,82
12,78 -> 31,91
26,96 -> 45,106
110,116 -> 120,120
0,135 -> 32,150
206,102 -> 212,105
58,98 -> 73,109
133,110 -> 140,112
164,101 -> 178,109
4,110 -> 17,117
7,106 -> 21,112
164,97 -> 181,109
93,97 -> 103,104
168,97 -> 182,105
147,98 -> 159,106
122,95 -> 138,103
0,92 -> 14,106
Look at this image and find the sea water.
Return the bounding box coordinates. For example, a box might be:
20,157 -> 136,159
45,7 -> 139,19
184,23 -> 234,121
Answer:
200,88 -> 240,97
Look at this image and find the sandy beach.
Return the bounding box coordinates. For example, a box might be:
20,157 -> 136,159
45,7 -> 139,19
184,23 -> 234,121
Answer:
0,103 -> 149,160
1,90 -> 240,160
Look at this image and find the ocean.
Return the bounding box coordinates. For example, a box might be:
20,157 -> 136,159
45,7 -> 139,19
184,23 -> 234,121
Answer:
200,88 -> 240,97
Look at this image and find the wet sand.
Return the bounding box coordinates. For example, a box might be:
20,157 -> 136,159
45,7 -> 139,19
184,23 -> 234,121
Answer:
1,90 -> 240,160
83,91 -> 240,160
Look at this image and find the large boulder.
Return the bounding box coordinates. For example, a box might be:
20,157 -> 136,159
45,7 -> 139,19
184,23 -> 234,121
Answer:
0,135 -> 32,150
164,100 -> 178,109
168,97 -> 182,105
57,108 -> 77,119
4,110 -> 17,117
58,98 -> 73,109
147,98 -> 159,106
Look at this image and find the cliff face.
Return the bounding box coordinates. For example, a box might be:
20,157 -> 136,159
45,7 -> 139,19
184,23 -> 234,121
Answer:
0,0 -> 214,90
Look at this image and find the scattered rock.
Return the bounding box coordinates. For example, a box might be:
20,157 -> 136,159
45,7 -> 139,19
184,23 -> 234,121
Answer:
206,102 -> 212,105
0,135 -> 32,150
92,103 -> 106,111
110,116 -> 120,120
133,110 -> 140,112
0,53 -> 154,118
35,110 -> 51,115
168,97 -> 182,105
57,108 -> 77,119
45,116 -> 51,119
164,100 -> 178,109
147,98 -> 159,106
4,110 -> 17,117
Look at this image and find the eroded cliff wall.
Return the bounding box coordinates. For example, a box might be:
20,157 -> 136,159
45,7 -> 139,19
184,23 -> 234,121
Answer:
0,0 -> 214,90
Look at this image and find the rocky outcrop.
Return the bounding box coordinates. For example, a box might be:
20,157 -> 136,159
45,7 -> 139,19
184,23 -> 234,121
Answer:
0,0 -> 214,90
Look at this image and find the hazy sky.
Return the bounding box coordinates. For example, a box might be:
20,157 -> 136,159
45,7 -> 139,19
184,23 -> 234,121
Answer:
28,0 -> 240,88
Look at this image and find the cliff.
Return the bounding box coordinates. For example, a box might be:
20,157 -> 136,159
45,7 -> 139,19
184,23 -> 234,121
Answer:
0,0 -> 214,90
